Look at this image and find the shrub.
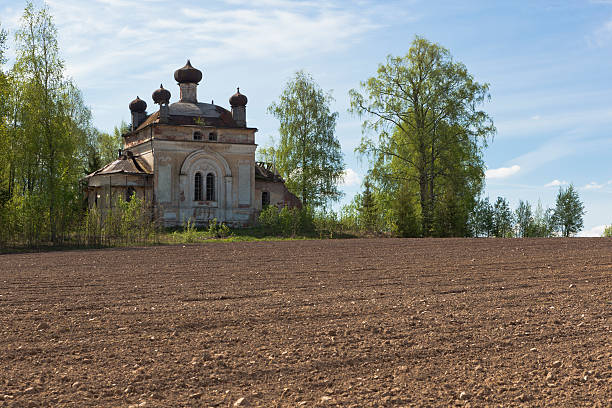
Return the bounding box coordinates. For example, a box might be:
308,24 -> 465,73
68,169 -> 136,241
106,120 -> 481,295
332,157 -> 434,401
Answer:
313,211 -> 342,238
207,218 -> 231,238
181,218 -> 199,243
258,205 -> 281,234
258,206 -> 315,237
80,192 -> 159,246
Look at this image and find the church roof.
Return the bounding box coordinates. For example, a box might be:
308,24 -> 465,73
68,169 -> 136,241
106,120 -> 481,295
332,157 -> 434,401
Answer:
133,102 -> 240,132
255,162 -> 284,182
85,153 -> 152,178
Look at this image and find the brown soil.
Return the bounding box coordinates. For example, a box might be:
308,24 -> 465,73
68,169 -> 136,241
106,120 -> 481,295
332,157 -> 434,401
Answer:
0,238 -> 611,407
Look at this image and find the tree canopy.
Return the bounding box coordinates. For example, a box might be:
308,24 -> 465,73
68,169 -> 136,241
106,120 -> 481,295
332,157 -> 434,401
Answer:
553,185 -> 584,237
349,36 -> 495,236
267,70 -> 344,209
0,2 -> 96,244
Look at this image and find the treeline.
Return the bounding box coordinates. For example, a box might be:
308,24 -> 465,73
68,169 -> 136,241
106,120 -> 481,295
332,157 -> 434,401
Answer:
265,37 -> 593,238
469,185 -> 584,238
317,184 -> 584,238
264,37 -> 495,237
0,4 -> 123,246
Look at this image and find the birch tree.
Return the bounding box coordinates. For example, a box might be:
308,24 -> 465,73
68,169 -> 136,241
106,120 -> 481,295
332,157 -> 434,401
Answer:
350,36 -> 495,236
7,2 -> 92,243
552,185 -> 584,237
268,71 -> 344,209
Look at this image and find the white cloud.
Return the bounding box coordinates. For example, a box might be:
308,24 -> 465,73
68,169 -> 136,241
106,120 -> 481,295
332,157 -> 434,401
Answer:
545,179 -> 568,187
578,224 -> 607,237
504,132 -> 612,176
340,168 -> 361,187
24,0 -> 382,88
485,165 -> 520,179
588,17 -> 612,47
584,181 -> 604,190
495,107 -> 612,140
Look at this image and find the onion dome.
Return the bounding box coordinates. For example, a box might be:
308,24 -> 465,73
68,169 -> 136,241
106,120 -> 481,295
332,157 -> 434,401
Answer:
152,84 -> 171,105
129,96 -> 147,112
229,87 -> 247,107
174,60 -> 202,84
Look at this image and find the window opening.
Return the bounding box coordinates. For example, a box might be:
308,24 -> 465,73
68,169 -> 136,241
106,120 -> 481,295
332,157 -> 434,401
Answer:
206,173 -> 215,201
209,132 -> 217,141
194,172 -> 203,201
262,191 -> 270,207
126,186 -> 136,202
193,131 -> 203,141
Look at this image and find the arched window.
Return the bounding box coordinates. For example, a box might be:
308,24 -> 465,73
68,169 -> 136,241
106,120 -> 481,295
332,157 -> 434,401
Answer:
194,172 -> 203,201
193,131 -> 203,141
206,173 -> 215,201
126,186 -> 136,202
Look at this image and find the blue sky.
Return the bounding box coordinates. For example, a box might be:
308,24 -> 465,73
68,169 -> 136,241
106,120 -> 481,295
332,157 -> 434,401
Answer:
1,0 -> 611,235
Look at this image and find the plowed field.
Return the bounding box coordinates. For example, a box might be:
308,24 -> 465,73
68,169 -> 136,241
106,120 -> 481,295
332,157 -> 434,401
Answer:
0,238 -> 611,407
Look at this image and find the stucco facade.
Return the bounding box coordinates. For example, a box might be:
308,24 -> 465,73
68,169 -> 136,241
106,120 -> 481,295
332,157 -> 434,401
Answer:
85,61 -> 300,227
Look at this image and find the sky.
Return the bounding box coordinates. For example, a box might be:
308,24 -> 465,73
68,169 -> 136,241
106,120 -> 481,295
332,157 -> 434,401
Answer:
1,0 -> 611,236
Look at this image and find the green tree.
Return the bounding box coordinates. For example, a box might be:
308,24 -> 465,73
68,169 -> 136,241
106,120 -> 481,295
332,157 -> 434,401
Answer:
603,225 -> 612,237
86,121 -> 129,173
350,36 -> 495,237
532,200 -> 555,237
359,180 -> 378,233
469,196 -> 494,237
552,185 -> 585,237
0,22 -> 9,205
515,200 -> 534,238
2,2 -> 93,244
492,196 -> 513,237
267,71 -> 345,209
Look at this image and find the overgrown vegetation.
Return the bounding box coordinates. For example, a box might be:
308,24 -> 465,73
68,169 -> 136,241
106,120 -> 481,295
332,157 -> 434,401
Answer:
78,194 -> 159,246
0,3 -> 133,247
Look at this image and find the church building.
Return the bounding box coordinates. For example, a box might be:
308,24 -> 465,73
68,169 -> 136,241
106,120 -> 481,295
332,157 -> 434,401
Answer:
85,60 -> 300,226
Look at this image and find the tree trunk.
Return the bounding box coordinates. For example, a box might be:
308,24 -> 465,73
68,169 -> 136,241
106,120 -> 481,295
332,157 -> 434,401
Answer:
419,173 -> 429,237
429,123 -> 436,236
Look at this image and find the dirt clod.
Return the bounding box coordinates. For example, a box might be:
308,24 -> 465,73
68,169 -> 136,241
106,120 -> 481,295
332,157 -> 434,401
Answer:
233,396 -> 248,406
36,322 -> 49,331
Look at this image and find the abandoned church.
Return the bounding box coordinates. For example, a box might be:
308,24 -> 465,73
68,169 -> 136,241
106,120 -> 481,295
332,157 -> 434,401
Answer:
85,60 -> 300,226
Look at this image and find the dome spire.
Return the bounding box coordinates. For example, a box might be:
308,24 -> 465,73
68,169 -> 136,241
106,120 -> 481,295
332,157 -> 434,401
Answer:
229,87 -> 247,107
229,87 -> 248,127
174,60 -> 202,103
174,60 -> 203,84
129,96 -> 147,112
152,83 -> 171,105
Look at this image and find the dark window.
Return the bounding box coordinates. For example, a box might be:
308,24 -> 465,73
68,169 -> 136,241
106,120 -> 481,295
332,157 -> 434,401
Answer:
208,132 -> 217,141
262,191 -> 270,207
206,173 -> 215,201
194,172 -> 203,201
193,131 -> 203,141
126,186 -> 136,202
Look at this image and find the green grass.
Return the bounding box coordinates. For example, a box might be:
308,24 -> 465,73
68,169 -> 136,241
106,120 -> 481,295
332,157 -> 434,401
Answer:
0,225 -> 361,254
